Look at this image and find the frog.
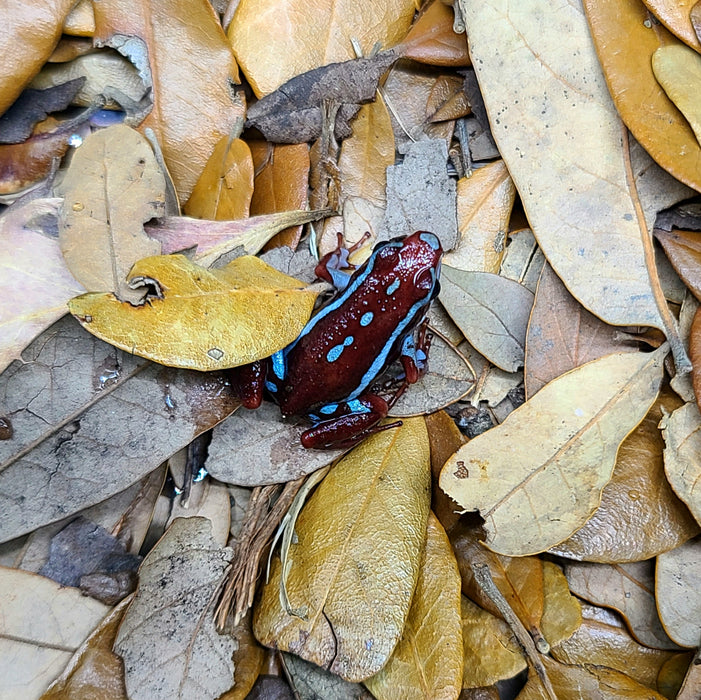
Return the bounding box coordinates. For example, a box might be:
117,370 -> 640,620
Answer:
232,231 -> 443,449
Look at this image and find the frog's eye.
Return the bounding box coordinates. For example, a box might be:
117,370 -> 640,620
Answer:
414,268 -> 435,292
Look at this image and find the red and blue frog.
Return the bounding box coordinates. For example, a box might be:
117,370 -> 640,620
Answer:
232,231 -> 443,449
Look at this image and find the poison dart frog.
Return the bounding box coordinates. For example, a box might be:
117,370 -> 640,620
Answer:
232,231 -> 443,449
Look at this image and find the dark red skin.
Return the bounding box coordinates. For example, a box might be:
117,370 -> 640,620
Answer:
273,231 -> 443,416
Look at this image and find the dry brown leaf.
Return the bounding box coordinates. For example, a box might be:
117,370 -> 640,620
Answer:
551,384 -> 699,562
397,0 -> 470,67
219,613 -> 265,700
689,305 -> 701,404
440,346 -> 667,556
69,254 -> 318,371
205,402 -> 343,487
0,198 -> 84,373
0,126 -> 73,194
552,603 -> 685,693
460,596 -> 526,688
249,142 -> 310,250
364,513 -> 463,700
661,400 -> 701,526
0,567 -> 110,699
525,263 -> 642,398
643,0 -> 701,50
184,137 -> 254,221
461,0 -> 686,348
443,161 -> 515,274
382,61 -> 457,152
228,0 -> 415,96
656,536 -> 701,648
583,0 -> 701,192
56,124 -> 163,293
0,0 -> 76,114
499,229 -> 545,294
540,561 -> 583,649
652,44 -> 701,146
439,266 -> 534,372
63,0 -> 95,36
93,0 -> 242,201
41,598 -> 130,700
114,517 -> 235,700
563,560 -> 681,650
253,418 -> 431,682
517,654 -> 667,699
655,228 -> 701,301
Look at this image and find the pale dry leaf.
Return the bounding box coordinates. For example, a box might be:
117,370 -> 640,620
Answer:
165,479 -> 231,547
440,346 -> 667,556
206,402 -> 343,487
114,517 -> 235,700
0,317 -> 238,544
364,513 -> 463,700
498,229 -> 546,294
439,266 -> 534,372
0,198 -> 84,374
282,653 -> 373,700
656,536 -> 701,648
550,384 -> 699,563
228,0 -> 416,96
55,124 -> 164,293
661,400 -> 701,526
253,418 -> 431,682
459,0 -> 672,334
0,567 -> 109,699
562,560 -> 681,650
443,161 -> 515,274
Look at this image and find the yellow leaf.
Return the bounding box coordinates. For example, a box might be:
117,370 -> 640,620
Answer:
185,137 -> 254,221
461,596 -> 526,688
69,254 -> 317,371
653,44 -> 701,148
253,418 -> 431,682
228,0 -> 416,96
440,347 -> 667,556
364,512 -> 463,700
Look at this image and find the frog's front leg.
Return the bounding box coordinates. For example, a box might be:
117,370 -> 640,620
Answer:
399,319 -> 433,385
230,359 -> 267,409
300,395 -> 401,449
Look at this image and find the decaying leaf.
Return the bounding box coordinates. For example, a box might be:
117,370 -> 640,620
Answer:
229,0 -> 414,96
0,317 -> 238,544
380,139 -> 458,251
0,197 -> 84,373
551,384 -> 699,563
253,418 -> 430,682
56,124 -> 164,293
656,536 -> 701,648
69,254 -> 318,371
364,513 -> 463,700
245,51 -> 398,143
562,560 -> 681,651
661,400 -> 701,526
440,266 -> 533,372
461,0 -> 679,340
114,517 -> 235,700
440,346 -> 667,556
92,0 -> 242,201
0,566 -> 110,698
